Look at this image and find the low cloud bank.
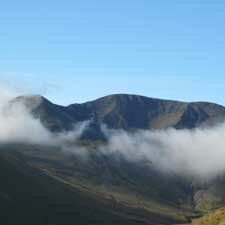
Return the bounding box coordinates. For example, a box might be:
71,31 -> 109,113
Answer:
101,125 -> 225,178
0,87 -> 89,147
0,87 -> 225,179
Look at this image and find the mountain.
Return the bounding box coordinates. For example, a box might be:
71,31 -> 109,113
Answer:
12,94 -> 225,135
2,94 -> 225,225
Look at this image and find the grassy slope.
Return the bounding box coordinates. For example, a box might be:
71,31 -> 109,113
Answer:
2,144 -> 199,223
177,207 -> 225,225
0,149 -> 183,225
2,145 -> 225,225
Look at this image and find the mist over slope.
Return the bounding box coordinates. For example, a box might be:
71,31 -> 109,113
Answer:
2,87 -> 225,225
1,88 -> 225,179
101,125 -> 225,178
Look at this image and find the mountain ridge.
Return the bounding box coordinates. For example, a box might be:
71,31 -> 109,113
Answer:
16,93 -> 225,108
12,94 -> 225,135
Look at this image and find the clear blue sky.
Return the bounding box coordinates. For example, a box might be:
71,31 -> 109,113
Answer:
0,0 -> 225,105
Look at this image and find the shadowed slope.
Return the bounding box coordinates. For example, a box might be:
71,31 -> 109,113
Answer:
0,148 -> 180,225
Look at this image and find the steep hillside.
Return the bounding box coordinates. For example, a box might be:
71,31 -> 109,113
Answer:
0,147 -> 180,225
1,143 -> 195,222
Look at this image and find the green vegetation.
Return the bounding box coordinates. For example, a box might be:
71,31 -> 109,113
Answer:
0,149 -> 178,225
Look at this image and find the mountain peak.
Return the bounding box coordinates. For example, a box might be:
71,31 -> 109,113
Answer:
11,95 -> 50,109
93,94 -> 163,104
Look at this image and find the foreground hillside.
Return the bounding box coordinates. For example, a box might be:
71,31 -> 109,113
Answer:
0,149 -> 179,225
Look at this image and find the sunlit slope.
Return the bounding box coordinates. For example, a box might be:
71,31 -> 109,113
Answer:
178,207 -> 225,225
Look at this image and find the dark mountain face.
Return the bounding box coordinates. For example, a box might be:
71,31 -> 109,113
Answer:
12,94 -> 225,134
